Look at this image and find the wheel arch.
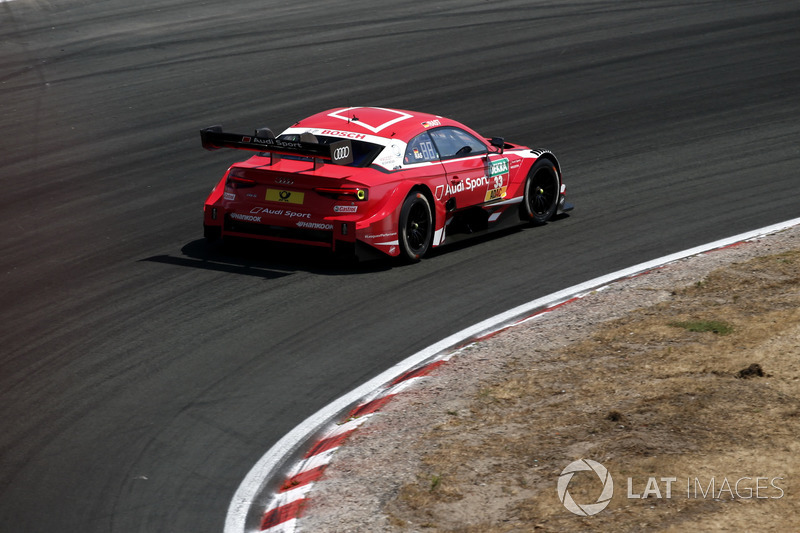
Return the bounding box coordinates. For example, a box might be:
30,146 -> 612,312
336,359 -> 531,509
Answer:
408,183 -> 438,241
531,150 -> 562,182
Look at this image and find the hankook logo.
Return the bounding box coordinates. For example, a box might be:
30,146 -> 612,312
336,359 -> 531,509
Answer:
230,213 -> 261,223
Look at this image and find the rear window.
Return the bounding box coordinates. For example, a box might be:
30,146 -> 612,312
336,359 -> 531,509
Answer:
278,134 -> 383,167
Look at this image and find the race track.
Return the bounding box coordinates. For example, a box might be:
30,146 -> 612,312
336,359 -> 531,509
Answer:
1,1 -> 798,531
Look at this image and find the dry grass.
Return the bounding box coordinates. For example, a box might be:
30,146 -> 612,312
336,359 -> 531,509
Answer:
385,250 -> 800,531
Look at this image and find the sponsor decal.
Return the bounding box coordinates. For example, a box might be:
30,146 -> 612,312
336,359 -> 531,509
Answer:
297,221 -> 334,230
445,175 -> 493,196
484,186 -> 508,202
319,129 -> 367,140
489,158 -> 510,177
224,192 -> 236,201
332,145 -> 350,161
377,154 -> 397,167
375,143 -> 404,170
243,136 -> 302,149
249,207 -> 311,219
251,207 -> 284,215
284,210 -> 311,219
482,158 -> 510,201
266,189 -> 304,204
334,205 -> 358,213
231,213 -> 262,223
363,232 -> 398,239
421,119 -> 441,128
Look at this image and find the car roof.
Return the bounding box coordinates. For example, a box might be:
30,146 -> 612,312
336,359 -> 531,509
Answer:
293,107 -> 461,142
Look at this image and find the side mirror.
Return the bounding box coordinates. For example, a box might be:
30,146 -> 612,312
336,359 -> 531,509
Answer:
490,137 -> 505,153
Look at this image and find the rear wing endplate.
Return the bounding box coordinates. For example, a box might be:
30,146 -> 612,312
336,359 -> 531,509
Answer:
200,126 -> 354,166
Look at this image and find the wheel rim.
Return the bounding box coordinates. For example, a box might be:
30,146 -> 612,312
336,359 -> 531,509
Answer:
405,201 -> 430,254
528,169 -> 558,216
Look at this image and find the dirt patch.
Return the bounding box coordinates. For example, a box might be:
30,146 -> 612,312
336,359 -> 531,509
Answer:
301,227 -> 800,532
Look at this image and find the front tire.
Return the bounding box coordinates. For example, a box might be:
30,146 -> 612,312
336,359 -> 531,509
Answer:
398,192 -> 433,262
521,159 -> 560,225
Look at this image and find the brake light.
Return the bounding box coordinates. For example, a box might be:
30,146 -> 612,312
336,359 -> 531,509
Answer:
314,187 -> 369,201
226,168 -> 256,189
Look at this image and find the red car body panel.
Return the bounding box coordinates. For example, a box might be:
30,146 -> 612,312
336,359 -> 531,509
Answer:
202,107 -> 569,259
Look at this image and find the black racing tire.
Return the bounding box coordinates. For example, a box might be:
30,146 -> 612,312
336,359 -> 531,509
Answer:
204,224 -> 222,243
521,159 -> 560,225
398,191 -> 433,262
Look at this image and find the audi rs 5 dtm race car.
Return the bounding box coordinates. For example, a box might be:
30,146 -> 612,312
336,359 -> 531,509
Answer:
201,107 -> 572,261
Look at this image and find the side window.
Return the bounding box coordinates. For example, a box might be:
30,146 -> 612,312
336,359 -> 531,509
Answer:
404,132 -> 439,164
429,127 -> 487,159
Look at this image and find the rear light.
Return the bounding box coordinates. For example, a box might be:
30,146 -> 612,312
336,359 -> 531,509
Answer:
314,187 -> 369,201
226,168 -> 256,189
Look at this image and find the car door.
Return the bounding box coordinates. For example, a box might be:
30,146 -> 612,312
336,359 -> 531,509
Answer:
429,127 -> 494,209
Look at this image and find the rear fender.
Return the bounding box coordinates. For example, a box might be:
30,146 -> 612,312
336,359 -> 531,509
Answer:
356,182 -> 438,257
203,169 -> 230,226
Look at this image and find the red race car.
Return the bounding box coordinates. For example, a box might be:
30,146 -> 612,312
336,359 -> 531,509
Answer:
201,107 -> 571,261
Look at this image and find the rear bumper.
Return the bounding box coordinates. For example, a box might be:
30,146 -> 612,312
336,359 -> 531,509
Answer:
224,214 -> 335,247
204,206 -> 389,259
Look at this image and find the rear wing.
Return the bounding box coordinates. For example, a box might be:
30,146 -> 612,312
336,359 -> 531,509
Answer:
200,126 -> 354,166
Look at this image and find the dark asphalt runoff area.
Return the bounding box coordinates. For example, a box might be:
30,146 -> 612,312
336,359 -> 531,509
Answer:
1,1 -> 798,531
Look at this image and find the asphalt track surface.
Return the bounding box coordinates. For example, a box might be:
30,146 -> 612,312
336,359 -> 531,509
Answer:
1,1 -> 798,531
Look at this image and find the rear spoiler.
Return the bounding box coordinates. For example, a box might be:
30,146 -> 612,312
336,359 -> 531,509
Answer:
200,125 -> 354,166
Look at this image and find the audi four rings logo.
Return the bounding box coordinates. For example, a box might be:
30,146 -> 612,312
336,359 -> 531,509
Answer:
333,146 -> 350,160
557,459 -> 614,516
276,177 -> 293,185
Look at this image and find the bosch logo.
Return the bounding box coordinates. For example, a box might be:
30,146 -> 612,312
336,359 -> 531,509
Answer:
276,177 -> 294,185
333,146 -> 350,161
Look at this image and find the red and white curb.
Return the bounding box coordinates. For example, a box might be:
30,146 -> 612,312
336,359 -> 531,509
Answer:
258,361 -> 448,532
226,216 -> 800,533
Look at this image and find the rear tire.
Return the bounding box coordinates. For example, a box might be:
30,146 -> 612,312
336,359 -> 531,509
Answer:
521,159 -> 560,225
204,224 -> 221,243
398,192 -> 433,262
